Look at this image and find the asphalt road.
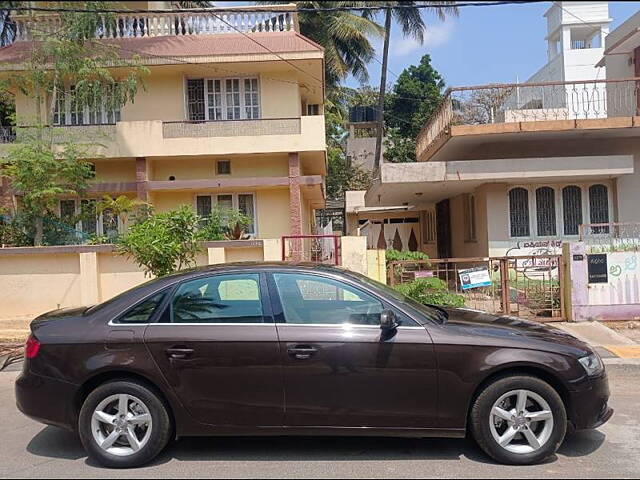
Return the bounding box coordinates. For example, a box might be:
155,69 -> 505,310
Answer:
1,363 -> 639,479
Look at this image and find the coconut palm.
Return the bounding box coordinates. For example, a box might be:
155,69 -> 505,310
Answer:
371,1 -> 458,170
256,1 -> 384,87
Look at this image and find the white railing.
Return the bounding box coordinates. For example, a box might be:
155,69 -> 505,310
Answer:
417,78 -> 640,161
13,7 -> 298,41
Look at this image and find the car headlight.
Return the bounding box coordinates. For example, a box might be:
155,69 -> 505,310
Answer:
578,353 -> 604,376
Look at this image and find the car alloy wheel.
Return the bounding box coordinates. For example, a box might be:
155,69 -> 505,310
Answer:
91,394 -> 153,457
489,389 -> 554,455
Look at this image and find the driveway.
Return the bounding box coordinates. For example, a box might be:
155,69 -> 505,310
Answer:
1,363 -> 639,479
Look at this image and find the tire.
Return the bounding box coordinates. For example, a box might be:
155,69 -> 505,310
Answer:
78,380 -> 172,468
470,374 -> 567,465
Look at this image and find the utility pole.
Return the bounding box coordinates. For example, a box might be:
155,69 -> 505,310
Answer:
373,8 -> 392,175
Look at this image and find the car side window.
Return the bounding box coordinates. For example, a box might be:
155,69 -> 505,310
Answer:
273,273 -> 383,325
170,273 -> 263,324
117,291 -> 166,324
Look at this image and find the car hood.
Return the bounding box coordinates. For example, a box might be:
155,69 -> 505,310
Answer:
440,307 -> 591,356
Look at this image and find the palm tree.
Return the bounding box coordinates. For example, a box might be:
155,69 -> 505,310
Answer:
256,1 -> 384,87
371,1 -> 458,170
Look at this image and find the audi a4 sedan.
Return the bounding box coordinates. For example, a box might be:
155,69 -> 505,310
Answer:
16,263 -> 612,468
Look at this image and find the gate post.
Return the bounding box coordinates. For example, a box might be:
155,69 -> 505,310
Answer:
563,242 -> 589,321
499,258 -> 510,315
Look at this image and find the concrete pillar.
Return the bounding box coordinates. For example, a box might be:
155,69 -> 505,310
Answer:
207,247 -> 226,264
79,252 -> 100,305
341,236 -> 368,275
366,249 -> 387,284
563,242 -> 589,322
262,238 -> 282,261
288,152 -> 303,261
135,157 -> 148,202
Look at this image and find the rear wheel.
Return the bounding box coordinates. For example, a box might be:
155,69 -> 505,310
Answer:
79,380 -> 172,468
470,375 -> 567,465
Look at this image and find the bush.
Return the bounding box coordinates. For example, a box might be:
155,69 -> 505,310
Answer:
116,205 -> 202,278
385,249 -> 430,263
395,278 -> 465,308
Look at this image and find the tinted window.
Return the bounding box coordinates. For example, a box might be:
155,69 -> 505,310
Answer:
273,273 -> 383,325
118,292 -> 166,324
170,274 -> 263,324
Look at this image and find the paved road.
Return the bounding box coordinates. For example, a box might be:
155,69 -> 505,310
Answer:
1,364 -> 639,479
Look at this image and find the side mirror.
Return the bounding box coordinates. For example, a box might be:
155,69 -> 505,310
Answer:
380,309 -> 399,331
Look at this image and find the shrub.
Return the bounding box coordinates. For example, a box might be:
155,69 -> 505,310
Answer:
385,249 -> 430,263
395,278 -> 465,308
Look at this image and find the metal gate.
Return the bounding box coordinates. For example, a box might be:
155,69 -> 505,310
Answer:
388,255 -> 564,322
281,235 -> 341,265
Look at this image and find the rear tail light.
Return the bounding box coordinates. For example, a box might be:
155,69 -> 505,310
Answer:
25,335 -> 41,359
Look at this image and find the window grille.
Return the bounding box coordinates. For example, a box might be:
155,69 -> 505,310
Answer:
589,184 -> 610,234
187,79 -> 205,121
509,188 -> 530,237
536,187 -> 557,236
562,186 -> 583,235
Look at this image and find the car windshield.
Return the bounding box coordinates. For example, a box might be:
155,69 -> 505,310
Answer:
342,269 -> 448,325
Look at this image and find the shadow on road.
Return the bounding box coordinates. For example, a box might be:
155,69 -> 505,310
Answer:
25,426 -> 607,469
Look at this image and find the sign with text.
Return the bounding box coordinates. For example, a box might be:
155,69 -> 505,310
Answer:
459,267 -> 492,290
587,254 -> 608,284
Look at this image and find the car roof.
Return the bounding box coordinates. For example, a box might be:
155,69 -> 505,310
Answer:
161,261 -> 351,281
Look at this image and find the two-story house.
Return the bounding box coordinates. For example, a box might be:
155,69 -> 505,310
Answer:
0,2 -> 326,241
355,1 -> 640,259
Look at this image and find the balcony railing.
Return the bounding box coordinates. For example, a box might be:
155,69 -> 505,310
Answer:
163,118 -> 302,139
13,5 -> 298,41
417,77 -> 640,160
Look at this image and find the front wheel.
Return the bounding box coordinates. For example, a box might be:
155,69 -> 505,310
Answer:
78,380 -> 172,468
470,375 -> 567,465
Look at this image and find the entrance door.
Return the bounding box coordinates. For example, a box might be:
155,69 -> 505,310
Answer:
144,272 -> 283,426
436,199 -> 452,258
269,271 -> 438,428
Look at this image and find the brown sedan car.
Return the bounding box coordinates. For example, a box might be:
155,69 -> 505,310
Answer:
16,263 -> 612,468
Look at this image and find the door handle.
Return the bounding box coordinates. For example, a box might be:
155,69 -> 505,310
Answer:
287,346 -> 318,360
165,347 -> 194,360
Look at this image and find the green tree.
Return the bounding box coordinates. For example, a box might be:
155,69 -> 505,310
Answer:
384,54 -> 446,162
371,1 -> 458,169
0,126 -> 94,244
117,206 -> 203,278
256,1 -> 384,87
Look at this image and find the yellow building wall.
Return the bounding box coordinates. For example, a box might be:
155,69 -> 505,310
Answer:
149,191 -> 194,213
256,188 -> 290,238
0,253 -> 81,317
93,159 -> 137,183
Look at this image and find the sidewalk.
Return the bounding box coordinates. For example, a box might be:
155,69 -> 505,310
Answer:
555,321 -> 640,363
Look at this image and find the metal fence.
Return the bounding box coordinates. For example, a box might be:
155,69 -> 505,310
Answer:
282,235 -> 341,265
388,255 -> 564,322
0,126 -> 16,144
417,77 -> 640,160
579,222 -> 640,253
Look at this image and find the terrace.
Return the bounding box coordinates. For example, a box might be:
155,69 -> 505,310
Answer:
417,78 -> 640,162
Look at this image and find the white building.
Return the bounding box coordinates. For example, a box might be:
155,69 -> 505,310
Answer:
352,1 -> 640,259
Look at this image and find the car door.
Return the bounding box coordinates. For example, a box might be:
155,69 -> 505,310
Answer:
269,271 -> 438,429
144,271 -> 284,427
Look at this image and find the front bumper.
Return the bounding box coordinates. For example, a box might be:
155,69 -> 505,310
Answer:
15,370 -> 78,431
568,372 -> 613,431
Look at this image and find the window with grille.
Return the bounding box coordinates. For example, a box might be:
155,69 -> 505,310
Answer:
589,184 -> 610,234
196,195 -> 212,218
53,84 -> 121,126
59,199 -> 76,224
463,194 -> 477,242
562,186 -> 583,235
509,188 -> 530,237
187,79 -> 205,121
216,160 -> 231,175
187,77 -> 260,121
422,210 -> 436,243
536,187 -> 557,236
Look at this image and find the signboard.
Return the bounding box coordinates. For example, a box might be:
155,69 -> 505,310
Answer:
414,270 -> 435,279
587,254 -> 608,284
459,266 -> 492,290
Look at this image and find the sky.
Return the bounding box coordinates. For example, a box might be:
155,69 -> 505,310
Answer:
217,1 -> 640,89
349,1 -> 640,89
